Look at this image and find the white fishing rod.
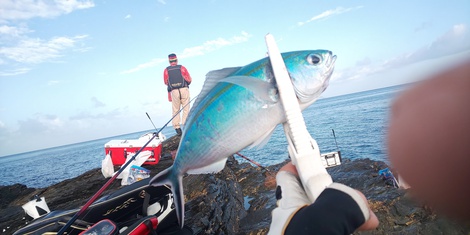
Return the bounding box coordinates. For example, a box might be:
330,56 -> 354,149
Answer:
265,34 -> 333,202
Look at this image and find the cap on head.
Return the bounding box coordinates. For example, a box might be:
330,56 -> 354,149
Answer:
168,53 -> 177,63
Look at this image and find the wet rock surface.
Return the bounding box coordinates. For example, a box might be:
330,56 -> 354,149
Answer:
1,135 -> 469,234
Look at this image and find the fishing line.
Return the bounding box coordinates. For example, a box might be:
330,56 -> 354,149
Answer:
57,95 -> 198,235
146,95 -> 198,133
234,152 -> 277,188
235,152 -> 270,172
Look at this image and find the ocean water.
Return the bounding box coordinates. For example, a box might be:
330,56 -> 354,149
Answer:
0,85 -> 406,188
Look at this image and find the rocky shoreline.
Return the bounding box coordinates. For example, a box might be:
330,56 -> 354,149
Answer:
1,135 -> 469,234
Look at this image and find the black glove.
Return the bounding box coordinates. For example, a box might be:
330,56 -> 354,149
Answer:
269,171 -> 372,235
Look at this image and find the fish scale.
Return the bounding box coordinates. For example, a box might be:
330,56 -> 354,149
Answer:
181,84 -> 280,171
150,50 -> 337,228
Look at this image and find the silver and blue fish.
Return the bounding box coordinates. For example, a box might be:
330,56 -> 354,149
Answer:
149,50 -> 337,227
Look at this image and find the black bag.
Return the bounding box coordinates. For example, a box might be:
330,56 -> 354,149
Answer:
13,178 -> 191,235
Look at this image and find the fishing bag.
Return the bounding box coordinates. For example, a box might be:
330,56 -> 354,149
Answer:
13,178 -> 192,235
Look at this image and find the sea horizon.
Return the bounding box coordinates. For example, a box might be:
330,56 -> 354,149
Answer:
0,83 -> 410,159
0,84 -> 406,188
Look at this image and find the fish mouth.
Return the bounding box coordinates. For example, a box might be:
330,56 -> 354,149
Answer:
324,52 -> 337,78
323,53 -> 337,85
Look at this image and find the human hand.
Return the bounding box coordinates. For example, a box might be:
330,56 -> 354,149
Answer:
388,59 -> 470,221
268,162 -> 379,234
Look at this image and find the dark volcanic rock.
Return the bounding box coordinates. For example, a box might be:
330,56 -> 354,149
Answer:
184,161 -> 247,234
1,135 -> 469,234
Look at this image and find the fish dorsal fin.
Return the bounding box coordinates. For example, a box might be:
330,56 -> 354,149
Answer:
187,157 -> 228,174
191,67 -> 241,111
221,76 -> 278,104
248,125 -> 277,149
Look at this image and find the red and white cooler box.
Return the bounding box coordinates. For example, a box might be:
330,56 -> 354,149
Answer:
104,132 -> 165,166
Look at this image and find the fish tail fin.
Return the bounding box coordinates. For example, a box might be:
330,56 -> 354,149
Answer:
149,167 -> 185,228
173,175 -> 185,229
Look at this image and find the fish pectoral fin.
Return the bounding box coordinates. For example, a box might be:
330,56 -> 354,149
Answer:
192,67 -> 242,110
221,76 -> 278,103
249,126 -> 277,149
206,67 -> 241,80
187,158 -> 228,174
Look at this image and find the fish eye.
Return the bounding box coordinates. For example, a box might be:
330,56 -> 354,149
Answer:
307,54 -> 321,65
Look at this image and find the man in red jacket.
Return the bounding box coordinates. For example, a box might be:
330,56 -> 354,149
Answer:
163,53 -> 192,136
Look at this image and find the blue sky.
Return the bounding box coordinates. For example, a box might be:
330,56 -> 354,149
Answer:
0,0 -> 469,157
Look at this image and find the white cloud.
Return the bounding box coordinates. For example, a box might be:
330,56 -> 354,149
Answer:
335,24 -> 470,83
414,21 -> 433,33
125,14 -> 131,19
70,108 -> 124,120
121,31 -> 252,74
0,67 -> 31,76
0,34 -> 89,64
121,58 -> 168,74
3,108 -> 123,153
0,24 -> 32,37
47,80 -> 60,86
384,24 -> 470,69
91,97 -> 106,108
331,63 -> 382,82
0,0 -> 95,22
0,120 -> 8,138
175,31 -> 252,59
158,0 -> 167,5
0,1 -> 93,76
298,6 -> 363,26
12,108 -> 120,140
17,114 -> 64,134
